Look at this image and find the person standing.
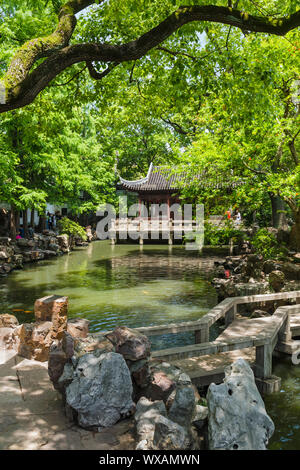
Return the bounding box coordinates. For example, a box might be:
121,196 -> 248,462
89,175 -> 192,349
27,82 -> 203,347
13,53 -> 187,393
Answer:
225,209 -> 231,220
235,209 -> 242,225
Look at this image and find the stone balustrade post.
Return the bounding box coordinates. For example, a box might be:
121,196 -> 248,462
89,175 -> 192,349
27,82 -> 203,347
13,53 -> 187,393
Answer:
195,325 -> 209,344
225,304 -> 237,327
255,342 -> 273,379
278,313 -> 292,343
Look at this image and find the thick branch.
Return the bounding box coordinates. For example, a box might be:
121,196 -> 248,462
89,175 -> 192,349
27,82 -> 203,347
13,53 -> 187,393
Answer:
288,139 -> 299,165
284,197 -> 298,215
4,1 -> 96,96
1,4 -> 300,113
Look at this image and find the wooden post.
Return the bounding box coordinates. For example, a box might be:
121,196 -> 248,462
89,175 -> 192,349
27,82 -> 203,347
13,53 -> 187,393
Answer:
255,342 -> 273,378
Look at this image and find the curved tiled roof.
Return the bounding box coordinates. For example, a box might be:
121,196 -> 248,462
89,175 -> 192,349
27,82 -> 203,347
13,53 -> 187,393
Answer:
119,163 -> 196,191
119,163 -> 244,192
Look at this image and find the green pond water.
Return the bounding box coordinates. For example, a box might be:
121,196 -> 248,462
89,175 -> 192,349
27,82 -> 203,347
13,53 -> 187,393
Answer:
0,240 -> 299,449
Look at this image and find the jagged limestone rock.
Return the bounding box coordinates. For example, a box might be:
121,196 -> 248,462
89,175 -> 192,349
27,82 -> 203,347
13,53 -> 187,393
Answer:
168,384 -> 196,429
65,351 -> 134,429
134,396 -> 167,449
207,358 -> 274,450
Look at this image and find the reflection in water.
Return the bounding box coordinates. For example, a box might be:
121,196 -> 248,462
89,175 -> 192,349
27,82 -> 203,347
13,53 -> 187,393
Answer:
265,358 -> 300,450
0,241 -> 218,339
0,240 -> 299,449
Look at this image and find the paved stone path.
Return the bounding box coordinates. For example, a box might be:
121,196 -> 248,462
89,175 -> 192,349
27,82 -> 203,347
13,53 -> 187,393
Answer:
0,350 -> 135,450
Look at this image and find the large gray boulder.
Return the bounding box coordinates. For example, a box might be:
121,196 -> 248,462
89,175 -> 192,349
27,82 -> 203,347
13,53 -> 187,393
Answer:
134,396 -> 167,449
65,351 -> 134,429
207,358 -> 274,450
168,384 -> 196,429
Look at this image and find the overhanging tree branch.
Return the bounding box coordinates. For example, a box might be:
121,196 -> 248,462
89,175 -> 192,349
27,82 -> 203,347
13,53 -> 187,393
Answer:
1,3 -> 300,113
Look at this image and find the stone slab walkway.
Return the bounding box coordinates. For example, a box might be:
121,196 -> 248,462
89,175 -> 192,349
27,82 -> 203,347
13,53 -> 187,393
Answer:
0,350 -> 135,450
172,347 -> 255,387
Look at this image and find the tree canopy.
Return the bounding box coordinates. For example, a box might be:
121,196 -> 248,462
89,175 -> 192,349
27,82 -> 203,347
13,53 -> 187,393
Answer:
0,1 -> 299,247
0,1 -> 299,113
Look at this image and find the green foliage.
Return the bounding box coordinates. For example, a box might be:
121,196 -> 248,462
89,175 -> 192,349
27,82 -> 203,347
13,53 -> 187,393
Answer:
0,88 -> 117,215
58,217 -> 87,241
251,228 -> 287,259
204,220 -> 244,246
174,27 -> 299,225
0,0 -> 299,235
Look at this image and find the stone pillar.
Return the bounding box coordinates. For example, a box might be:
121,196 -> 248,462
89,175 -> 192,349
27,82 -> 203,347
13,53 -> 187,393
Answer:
225,305 -> 236,327
195,325 -> 209,344
255,342 -> 273,378
278,314 -> 292,343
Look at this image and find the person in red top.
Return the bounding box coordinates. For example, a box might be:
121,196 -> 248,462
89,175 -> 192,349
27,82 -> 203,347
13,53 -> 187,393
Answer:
16,230 -> 22,240
225,210 -> 231,220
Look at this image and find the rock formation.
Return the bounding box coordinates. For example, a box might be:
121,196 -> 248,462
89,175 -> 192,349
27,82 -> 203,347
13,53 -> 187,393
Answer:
16,295 -> 69,361
65,351 -> 135,430
0,229 -> 97,277
207,358 -> 274,450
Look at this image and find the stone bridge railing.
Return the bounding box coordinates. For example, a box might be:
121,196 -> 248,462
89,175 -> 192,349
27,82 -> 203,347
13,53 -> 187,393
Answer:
134,290 -> 300,344
99,290 -> 300,383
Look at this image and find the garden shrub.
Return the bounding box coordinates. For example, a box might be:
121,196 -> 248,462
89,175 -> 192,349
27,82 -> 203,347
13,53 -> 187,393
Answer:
58,217 -> 87,242
251,228 -> 288,259
204,220 -> 244,246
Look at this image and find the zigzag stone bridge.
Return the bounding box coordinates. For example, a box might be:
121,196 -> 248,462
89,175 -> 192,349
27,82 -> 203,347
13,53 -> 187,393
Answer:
99,290 -> 300,394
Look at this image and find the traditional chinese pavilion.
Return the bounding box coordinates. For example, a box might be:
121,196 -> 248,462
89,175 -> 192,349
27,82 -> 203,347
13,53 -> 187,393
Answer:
114,163 -> 244,244
118,163 -> 194,218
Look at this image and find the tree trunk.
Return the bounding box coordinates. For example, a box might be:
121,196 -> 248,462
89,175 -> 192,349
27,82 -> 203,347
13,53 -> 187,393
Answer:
10,206 -> 17,239
290,209 -> 300,251
269,194 -> 287,229
30,209 -> 35,228
38,214 -> 46,233
15,209 -> 20,234
0,209 -> 9,236
23,210 -> 28,238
